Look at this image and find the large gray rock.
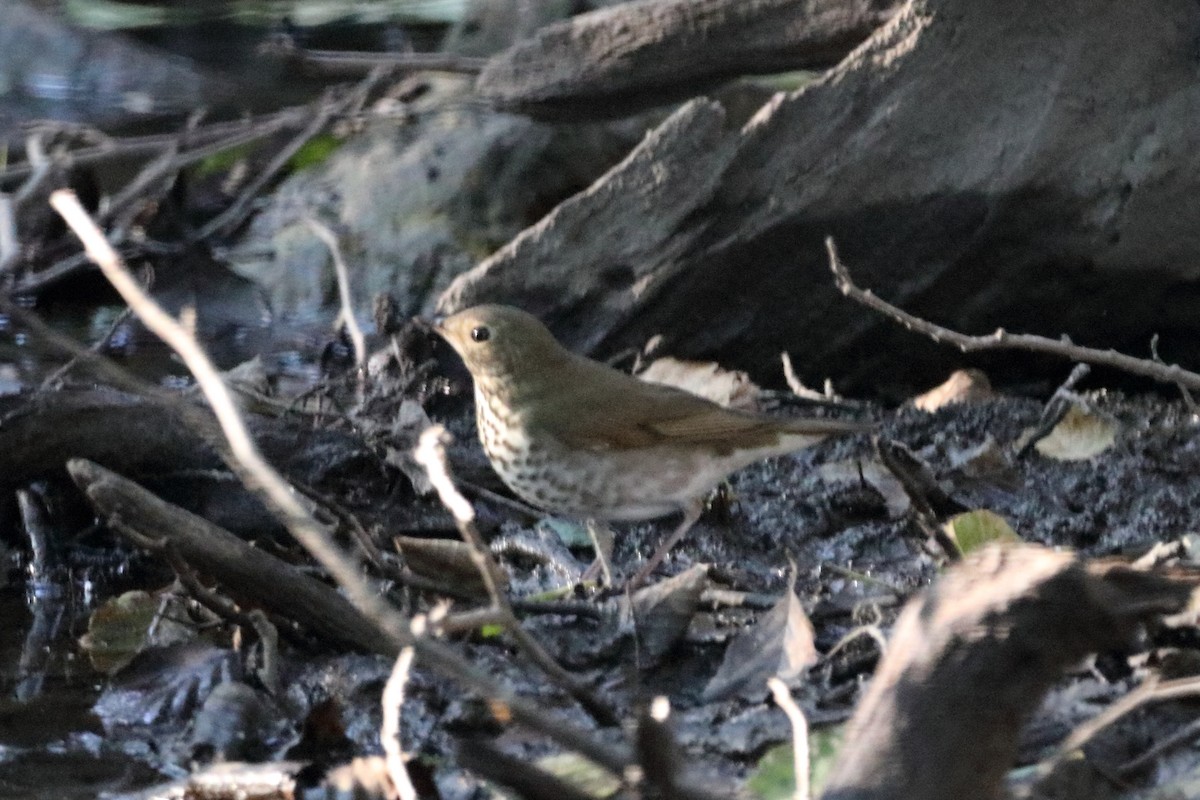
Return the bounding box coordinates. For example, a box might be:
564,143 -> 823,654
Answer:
440,0 -> 1200,395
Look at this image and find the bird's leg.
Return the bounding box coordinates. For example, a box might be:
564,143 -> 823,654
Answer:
581,518 -> 614,586
626,498 -> 704,592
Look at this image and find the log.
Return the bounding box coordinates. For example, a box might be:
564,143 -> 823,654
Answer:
68,458 -> 390,655
821,545 -> 1196,800
478,0 -> 899,118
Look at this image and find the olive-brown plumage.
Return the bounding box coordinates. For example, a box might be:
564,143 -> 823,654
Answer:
435,304 -> 867,583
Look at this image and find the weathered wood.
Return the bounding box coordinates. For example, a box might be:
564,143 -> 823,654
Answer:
822,545 -> 1195,800
68,458 -> 391,655
478,0 -> 899,118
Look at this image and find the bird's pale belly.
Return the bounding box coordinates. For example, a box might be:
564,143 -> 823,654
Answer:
475,392 -> 715,520
496,440 -> 710,521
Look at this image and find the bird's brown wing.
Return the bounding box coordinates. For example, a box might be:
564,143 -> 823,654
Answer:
536,356 -> 866,451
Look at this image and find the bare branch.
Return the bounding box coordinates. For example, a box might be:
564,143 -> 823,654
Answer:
382,647 -> 418,800
414,425 -> 620,727
306,217 -> 367,371
825,236 -> 1200,392
768,677 -> 810,800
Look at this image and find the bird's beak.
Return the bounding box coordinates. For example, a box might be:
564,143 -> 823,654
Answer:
414,315 -> 445,334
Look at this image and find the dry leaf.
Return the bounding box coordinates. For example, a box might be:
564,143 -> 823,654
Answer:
638,357 -> 761,410
620,564 -> 709,666
818,459 -> 910,517
946,436 -> 1023,492
1028,406 -> 1117,461
79,590 -> 196,675
702,587 -> 817,702
394,536 -> 497,595
911,368 -> 993,412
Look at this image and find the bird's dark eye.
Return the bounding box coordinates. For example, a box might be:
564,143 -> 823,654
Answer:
471,326 -> 491,342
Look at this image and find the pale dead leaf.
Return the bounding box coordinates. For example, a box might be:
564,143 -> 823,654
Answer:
638,357 -> 761,411
394,536 -> 498,595
947,435 -> 1023,491
911,368 -> 993,412
1029,406 -> 1117,461
385,401 -> 435,494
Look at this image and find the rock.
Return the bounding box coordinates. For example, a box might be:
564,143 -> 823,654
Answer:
440,0 -> 1200,395
226,75 -> 650,319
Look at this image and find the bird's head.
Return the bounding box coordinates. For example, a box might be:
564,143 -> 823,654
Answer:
433,305 -> 567,382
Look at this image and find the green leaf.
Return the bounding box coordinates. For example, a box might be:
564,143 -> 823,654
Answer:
747,726 -> 845,799
535,753 -> 621,798
942,509 -> 1021,557
747,743 -> 794,800
288,134 -> 342,171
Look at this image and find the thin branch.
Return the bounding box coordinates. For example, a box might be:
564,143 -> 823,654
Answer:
196,96 -> 343,241
264,39 -> 486,76
38,304 -> 136,391
1042,675 -> 1200,775
1118,714 -> 1200,776
824,236 -> 1200,392
382,647 -> 418,800
306,217 -> 367,371
1,108 -> 312,184
414,426 -> 620,727
768,677 -> 810,800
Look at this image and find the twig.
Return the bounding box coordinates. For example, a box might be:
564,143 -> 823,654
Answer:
1015,363 -> 1091,458
414,426 -> 620,727
100,142 -> 179,232
381,647 -> 418,800
1041,675 -> 1200,775
821,623 -> 888,664
48,189 -> 636,776
306,217 -> 366,371
1150,333 -> 1196,411
781,351 -> 842,403
196,94 -> 343,241
11,133 -> 53,207
1117,714 -> 1200,776
38,305 -> 136,391
265,40 -> 486,76
768,677 -> 810,800
825,237 -> 1200,392
1,107 -> 312,184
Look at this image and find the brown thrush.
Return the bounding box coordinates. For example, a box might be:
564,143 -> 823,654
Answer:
434,304 -> 868,586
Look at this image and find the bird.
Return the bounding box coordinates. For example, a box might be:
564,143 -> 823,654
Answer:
433,304 -> 869,588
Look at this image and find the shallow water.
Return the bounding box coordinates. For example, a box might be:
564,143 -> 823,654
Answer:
0,583 -> 163,799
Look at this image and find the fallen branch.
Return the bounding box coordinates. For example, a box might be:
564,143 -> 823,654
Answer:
825,237 -> 1200,392
263,39 -> 486,76
67,458 -> 385,653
